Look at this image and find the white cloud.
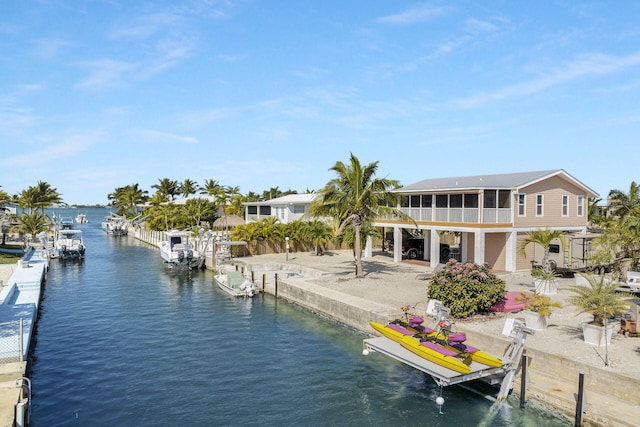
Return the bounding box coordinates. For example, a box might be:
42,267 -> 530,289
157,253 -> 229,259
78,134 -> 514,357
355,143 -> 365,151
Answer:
127,128 -> 199,144
452,51 -> 640,109
74,59 -> 138,90
376,5 -> 454,25
1,133 -> 99,166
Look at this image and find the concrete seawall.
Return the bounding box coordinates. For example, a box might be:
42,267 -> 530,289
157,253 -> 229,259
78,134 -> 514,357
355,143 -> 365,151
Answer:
131,232 -> 640,426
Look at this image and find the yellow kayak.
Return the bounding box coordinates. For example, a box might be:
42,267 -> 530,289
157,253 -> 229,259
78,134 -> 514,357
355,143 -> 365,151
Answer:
370,321 -> 503,369
369,321 -> 472,374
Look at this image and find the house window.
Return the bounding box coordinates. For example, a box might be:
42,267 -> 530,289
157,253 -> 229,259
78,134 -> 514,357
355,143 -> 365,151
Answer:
562,195 -> 569,217
463,194 -> 478,208
436,194 -> 449,208
484,190 -> 496,208
421,194 -> 432,208
400,196 -> 410,208
247,206 -> 257,215
293,205 -> 305,214
410,195 -> 421,208
577,195 -> 584,217
518,194 -> 526,216
536,194 -> 544,216
498,190 -> 511,208
450,194 -> 462,208
259,206 -> 271,215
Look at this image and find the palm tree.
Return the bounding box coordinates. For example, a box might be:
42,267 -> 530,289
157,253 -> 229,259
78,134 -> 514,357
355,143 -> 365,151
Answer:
568,273 -> 629,326
300,220 -> 333,255
519,228 -> 566,273
200,179 -> 224,197
108,184 -> 148,217
34,181 -> 62,213
18,211 -> 49,246
184,198 -> 216,228
151,178 -> 179,201
17,187 -> 39,214
307,153 -> 407,277
179,179 -> 198,199
608,181 -> 640,218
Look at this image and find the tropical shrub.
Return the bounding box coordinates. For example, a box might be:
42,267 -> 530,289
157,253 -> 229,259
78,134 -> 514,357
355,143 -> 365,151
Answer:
427,260 -> 506,318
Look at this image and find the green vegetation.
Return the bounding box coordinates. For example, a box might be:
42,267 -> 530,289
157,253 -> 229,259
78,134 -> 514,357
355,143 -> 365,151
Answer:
427,260 -> 506,318
568,273 -> 630,326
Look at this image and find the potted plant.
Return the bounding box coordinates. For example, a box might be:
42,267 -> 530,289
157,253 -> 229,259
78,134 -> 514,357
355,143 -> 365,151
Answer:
519,228 -> 566,295
516,292 -> 562,330
568,273 -> 630,346
531,267 -> 560,295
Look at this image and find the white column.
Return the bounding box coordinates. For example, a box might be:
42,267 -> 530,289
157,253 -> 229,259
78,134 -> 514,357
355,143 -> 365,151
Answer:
430,229 -> 440,264
364,235 -> 373,258
474,230 -> 485,265
504,231 -> 516,272
393,227 -> 402,262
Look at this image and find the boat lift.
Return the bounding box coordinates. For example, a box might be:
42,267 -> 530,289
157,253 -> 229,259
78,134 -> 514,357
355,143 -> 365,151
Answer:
363,300 -> 535,402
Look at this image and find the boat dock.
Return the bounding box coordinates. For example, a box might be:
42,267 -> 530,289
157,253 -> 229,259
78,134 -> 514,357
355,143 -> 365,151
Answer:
0,248 -> 48,427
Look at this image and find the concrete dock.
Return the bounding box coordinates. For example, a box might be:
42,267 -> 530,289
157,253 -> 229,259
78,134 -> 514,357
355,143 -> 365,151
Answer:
0,250 -> 48,427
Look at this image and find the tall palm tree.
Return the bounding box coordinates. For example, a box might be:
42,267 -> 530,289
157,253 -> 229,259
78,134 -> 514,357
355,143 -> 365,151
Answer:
200,179 -> 224,197
179,179 -> 198,199
608,181 -> 640,218
17,187 -> 39,214
300,220 -> 333,255
307,153 -> 407,277
519,228 -> 566,273
108,184 -> 148,217
34,181 -> 62,213
151,178 -> 179,201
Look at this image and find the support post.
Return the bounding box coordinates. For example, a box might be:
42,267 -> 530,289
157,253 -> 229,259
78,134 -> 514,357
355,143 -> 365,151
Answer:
575,372 -> 585,427
520,351 -> 527,408
274,273 -> 278,298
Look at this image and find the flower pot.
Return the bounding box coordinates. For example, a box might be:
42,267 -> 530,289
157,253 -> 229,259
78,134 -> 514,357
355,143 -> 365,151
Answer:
523,310 -> 548,330
534,278 -> 558,295
582,322 -> 615,346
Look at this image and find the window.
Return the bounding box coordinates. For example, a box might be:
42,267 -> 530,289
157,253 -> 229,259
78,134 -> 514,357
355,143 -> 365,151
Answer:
577,195 -> 584,217
259,206 -> 271,215
549,244 -> 560,254
450,194 -> 462,208
436,194 -> 448,208
400,196 -> 409,208
410,195 -> 421,208
463,194 -> 478,208
562,195 -> 569,217
247,206 -> 257,215
536,194 -> 544,216
421,194 -> 432,208
293,205 -> 305,214
484,190 -> 496,208
498,190 -> 511,208
518,194 -> 526,216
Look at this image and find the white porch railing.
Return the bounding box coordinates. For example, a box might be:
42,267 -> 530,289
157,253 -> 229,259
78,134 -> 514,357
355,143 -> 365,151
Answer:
396,207 -> 511,224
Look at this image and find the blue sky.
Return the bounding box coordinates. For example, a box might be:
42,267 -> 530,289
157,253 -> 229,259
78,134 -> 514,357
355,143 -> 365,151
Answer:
2,1 -> 639,205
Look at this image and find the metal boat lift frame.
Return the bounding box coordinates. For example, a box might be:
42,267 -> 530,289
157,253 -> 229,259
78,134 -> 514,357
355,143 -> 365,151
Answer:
363,302 -> 534,402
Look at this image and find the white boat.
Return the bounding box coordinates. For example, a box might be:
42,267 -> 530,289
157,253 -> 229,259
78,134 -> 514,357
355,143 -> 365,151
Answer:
214,262 -> 259,297
54,229 -> 85,259
75,213 -> 89,224
158,230 -> 202,269
102,214 -> 128,236
59,216 -> 75,229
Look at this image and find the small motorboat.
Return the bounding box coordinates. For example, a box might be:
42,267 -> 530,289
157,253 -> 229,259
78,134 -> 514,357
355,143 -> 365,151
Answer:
158,230 -> 202,269
54,229 -> 86,259
75,213 -> 89,224
214,261 -> 259,297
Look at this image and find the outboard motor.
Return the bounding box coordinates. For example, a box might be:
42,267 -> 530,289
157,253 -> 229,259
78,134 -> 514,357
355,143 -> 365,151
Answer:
178,250 -> 185,263
186,249 -> 193,263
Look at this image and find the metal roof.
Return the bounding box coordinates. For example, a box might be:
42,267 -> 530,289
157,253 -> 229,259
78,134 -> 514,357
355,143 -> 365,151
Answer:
396,169 -> 599,197
249,193 -> 318,206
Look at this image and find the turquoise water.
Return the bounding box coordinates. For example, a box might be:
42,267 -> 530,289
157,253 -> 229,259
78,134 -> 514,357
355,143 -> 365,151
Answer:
27,209 -> 570,426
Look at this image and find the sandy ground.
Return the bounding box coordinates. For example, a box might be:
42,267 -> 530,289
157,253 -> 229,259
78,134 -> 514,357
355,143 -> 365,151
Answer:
242,249 -> 640,379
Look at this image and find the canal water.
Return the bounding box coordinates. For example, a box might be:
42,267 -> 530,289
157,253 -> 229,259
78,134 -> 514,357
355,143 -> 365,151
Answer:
28,209 -> 570,426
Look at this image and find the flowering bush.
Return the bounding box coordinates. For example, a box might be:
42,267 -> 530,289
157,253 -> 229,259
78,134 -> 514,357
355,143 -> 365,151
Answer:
427,259 -> 506,318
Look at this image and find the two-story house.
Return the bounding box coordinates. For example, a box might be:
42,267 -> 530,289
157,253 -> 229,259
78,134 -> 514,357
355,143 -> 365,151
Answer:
245,194 -> 317,224
375,169 -> 598,272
